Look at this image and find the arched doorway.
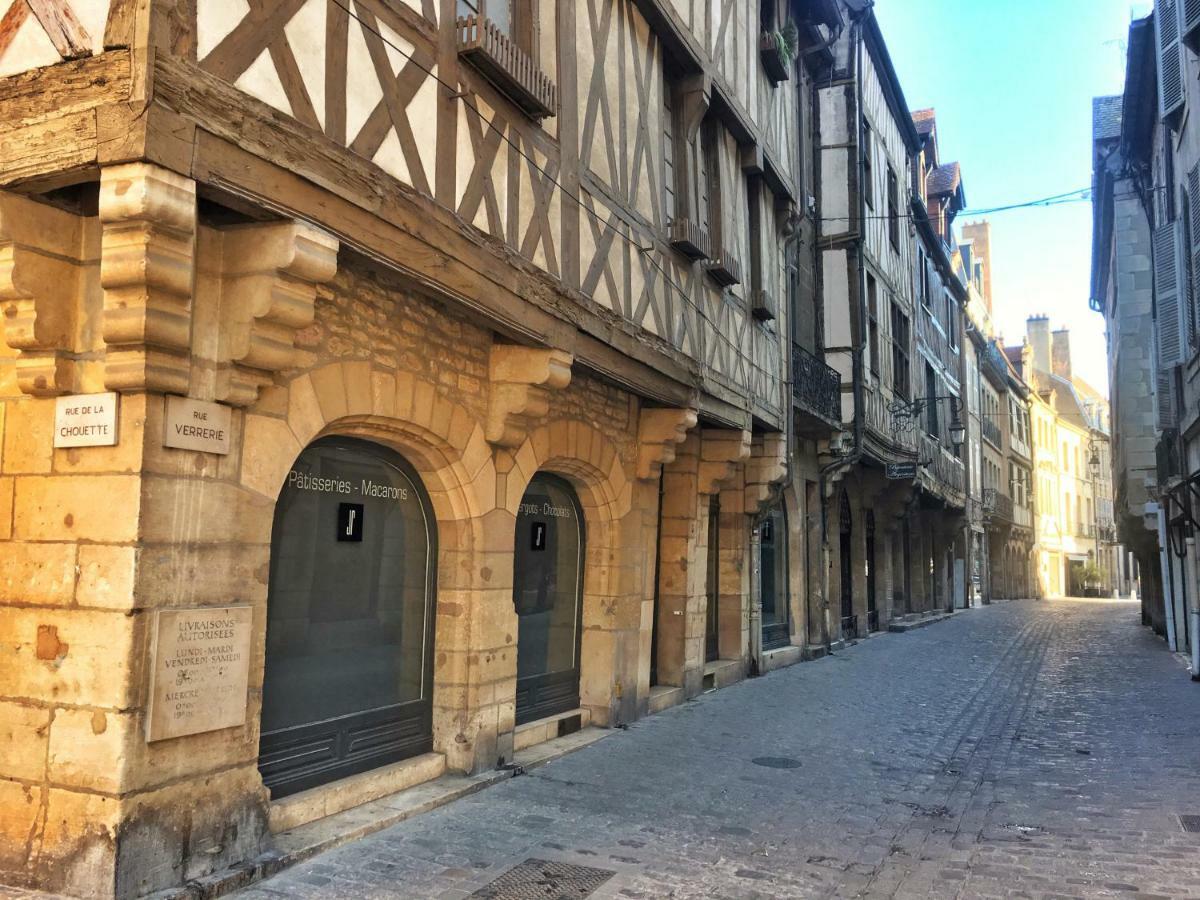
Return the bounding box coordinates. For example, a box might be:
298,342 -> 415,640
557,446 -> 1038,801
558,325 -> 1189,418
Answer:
759,502 -> 790,650
259,436 -> 437,798
513,473 -> 586,725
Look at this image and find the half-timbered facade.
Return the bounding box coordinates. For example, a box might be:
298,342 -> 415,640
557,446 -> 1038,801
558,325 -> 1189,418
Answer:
0,0 -> 842,895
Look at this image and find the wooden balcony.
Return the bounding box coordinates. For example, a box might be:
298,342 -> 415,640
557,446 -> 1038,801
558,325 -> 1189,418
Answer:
983,488 -> 1013,524
759,32 -> 791,84
705,248 -> 743,287
667,218 -> 710,259
751,289 -> 777,322
456,16 -> 557,120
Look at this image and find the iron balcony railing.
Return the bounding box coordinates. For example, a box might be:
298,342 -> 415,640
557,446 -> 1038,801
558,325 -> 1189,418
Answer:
981,417 -> 1002,449
981,340 -> 1009,386
983,488 -> 1013,523
793,342 -> 841,425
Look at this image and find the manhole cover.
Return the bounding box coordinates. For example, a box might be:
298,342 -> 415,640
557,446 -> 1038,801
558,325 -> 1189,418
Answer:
470,858 -> 615,899
751,756 -> 802,769
1179,815 -> 1200,833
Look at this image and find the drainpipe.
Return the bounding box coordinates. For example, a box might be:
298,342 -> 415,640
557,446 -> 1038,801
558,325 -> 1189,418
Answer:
1187,535 -> 1200,681
1159,505 -> 1179,652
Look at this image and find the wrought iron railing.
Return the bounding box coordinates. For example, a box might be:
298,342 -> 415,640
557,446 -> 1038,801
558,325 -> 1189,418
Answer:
983,488 -> 1013,523
866,609 -> 879,633
841,614 -> 859,640
792,342 -> 841,425
981,340 -> 1009,386
981,417 -> 1002,448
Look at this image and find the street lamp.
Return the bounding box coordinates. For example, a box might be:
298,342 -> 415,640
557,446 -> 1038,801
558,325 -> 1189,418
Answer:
948,403 -> 966,451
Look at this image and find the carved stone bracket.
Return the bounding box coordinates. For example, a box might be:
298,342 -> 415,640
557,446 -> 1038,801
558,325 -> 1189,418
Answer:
99,163 -> 197,394
217,221 -> 340,406
744,433 -> 788,514
486,345 -> 573,447
636,407 -> 698,480
698,428 -> 751,495
0,193 -> 86,396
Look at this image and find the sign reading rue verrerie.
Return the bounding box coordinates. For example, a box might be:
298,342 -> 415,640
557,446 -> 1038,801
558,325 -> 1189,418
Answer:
147,606 -> 252,742
53,392 -> 118,448
164,396 -> 233,455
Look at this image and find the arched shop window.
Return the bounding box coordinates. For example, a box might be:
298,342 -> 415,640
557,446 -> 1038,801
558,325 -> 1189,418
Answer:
513,473 -> 585,725
259,437 -> 436,798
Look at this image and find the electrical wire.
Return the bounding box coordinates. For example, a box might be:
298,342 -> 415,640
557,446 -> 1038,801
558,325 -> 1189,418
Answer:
318,1 -> 1111,372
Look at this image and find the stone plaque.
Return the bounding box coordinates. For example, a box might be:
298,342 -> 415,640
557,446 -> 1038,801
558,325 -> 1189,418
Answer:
147,606 -> 252,742
53,392 -> 119,448
163,395 -> 233,455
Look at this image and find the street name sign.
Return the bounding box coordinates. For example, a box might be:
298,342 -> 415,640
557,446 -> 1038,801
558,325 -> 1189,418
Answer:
164,396 -> 232,455
53,393 -> 118,448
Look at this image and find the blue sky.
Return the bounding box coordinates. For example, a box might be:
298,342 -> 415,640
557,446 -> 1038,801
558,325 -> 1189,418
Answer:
874,0 -> 1152,395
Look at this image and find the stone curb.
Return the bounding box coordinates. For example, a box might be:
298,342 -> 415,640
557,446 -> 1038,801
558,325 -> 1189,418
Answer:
887,610 -> 957,633
146,728 -> 612,900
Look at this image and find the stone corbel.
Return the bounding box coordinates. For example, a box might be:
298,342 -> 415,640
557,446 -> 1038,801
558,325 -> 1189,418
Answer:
678,74 -> 711,142
99,163 -> 197,394
744,433 -> 788,514
636,407 -> 698,480
486,345 -> 573,447
698,428 -> 751,495
0,194 -> 83,396
217,221 -> 340,406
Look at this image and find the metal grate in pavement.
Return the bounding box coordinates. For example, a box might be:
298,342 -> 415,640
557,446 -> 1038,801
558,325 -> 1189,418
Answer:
470,858 -> 615,899
1179,815 -> 1200,833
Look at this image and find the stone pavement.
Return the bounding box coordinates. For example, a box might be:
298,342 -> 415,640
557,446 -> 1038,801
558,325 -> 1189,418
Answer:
228,599 -> 1200,899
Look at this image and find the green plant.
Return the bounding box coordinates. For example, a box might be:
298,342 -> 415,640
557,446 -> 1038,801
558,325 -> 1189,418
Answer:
775,21 -> 800,62
1078,562 -> 1105,585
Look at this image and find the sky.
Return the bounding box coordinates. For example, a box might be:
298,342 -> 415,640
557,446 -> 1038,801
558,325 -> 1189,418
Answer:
873,0 -> 1153,397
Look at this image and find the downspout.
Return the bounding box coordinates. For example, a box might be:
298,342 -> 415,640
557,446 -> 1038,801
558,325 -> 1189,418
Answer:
1188,535 -> 1200,681
818,7 -> 869,651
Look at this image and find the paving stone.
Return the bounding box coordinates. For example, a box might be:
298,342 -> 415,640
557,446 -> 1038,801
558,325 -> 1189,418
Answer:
232,599 -> 1200,899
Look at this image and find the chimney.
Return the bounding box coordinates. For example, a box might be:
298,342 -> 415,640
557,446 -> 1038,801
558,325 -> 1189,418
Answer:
1026,316 -> 1051,375
961,220 -> 993,312
1051,329 -> 1071,379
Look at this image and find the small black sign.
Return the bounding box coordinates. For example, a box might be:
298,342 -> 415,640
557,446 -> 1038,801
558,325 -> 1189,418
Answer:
337,503 -> 364,542
760,518 -> 773,542
886,462 -> 918,480
531,521 -> 547,551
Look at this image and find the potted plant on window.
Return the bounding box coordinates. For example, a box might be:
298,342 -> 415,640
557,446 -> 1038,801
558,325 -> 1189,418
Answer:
760,21 -> 799,84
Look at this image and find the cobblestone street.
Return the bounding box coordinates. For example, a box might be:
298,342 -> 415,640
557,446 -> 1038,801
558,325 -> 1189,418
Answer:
234,599 -> 1200,899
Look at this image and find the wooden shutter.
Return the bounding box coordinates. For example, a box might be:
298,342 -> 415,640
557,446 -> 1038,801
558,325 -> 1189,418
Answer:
1153,219 -> 1186,368
1184,0 -> 1200,46
1158,369 -> 1178,430
1158,0 -> 1185,122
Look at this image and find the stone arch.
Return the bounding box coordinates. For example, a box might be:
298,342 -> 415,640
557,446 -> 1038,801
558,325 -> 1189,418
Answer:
506,419 -> 636,726
239,361 -> 504,774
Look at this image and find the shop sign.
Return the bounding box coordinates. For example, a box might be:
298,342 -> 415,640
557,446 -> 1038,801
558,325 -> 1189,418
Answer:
147,606 -> 253,742
886,462 -> 917,480
164,396 -> 232,455
53,392 -> 118,448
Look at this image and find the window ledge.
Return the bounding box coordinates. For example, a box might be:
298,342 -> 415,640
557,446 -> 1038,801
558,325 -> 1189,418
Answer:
456,16 -> 557,120
759,32 -> 791,84
751,289 -> 777,322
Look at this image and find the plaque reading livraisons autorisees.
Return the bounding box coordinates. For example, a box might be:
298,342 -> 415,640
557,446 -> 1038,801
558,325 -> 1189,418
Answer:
147,606 -> 253,742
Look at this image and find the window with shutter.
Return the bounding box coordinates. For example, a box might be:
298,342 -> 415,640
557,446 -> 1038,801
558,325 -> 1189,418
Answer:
1183,0 -> 1200,49
1157,368 -> 1179,430
1153,220 -> 1187,368
1157,0 -> 1185,124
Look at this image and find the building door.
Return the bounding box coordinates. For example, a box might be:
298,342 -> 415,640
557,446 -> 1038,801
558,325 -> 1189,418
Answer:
705,495 -> 721,662
650,472 -> 665,685
259,437 -> 436,799
839,490 -> 854,637
760,503 -> 790,650
513,473 -> 585,726
865,511 -> 877,631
